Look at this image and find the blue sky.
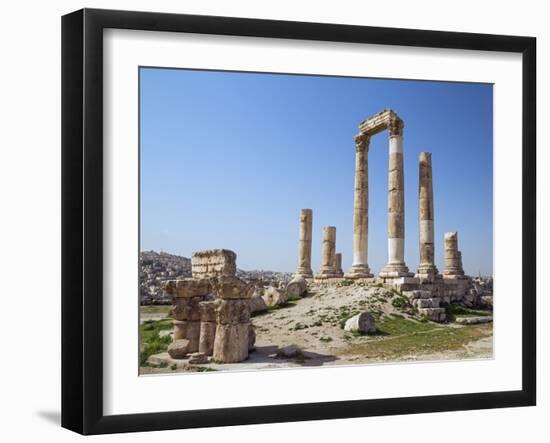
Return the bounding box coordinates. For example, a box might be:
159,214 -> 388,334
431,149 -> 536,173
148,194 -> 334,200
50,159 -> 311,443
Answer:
140,68 -> 493,276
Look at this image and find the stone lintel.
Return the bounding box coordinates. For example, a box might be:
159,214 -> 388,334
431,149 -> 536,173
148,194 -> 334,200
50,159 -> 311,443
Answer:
358,109 -> 404,137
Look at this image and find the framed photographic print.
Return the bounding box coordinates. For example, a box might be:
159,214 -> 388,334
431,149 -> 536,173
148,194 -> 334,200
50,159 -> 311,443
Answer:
61,8 -> 536,435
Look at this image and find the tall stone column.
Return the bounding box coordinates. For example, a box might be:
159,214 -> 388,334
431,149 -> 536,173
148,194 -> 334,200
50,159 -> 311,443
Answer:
347,133 -> 373,278
443,232 -> 465,278
416,152 -> 438,278
380,117 -> 411,278
296,209 -> 313,278
316,226 -> 338,278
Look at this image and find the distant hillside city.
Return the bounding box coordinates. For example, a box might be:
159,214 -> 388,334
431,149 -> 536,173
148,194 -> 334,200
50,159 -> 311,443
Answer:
140,250 -> 294,304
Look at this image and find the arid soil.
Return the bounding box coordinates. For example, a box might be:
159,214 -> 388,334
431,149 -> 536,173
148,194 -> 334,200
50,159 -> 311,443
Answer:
141,282 -> 493,374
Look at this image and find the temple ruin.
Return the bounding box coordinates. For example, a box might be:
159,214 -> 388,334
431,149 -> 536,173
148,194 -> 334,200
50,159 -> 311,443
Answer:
293,109 -> 477,311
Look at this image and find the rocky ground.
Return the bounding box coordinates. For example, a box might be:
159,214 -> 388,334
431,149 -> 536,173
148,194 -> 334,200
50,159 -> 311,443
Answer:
140,281 -> 493,374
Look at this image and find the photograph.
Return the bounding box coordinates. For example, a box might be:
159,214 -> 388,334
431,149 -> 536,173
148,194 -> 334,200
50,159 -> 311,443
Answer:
138,68 -> 494,374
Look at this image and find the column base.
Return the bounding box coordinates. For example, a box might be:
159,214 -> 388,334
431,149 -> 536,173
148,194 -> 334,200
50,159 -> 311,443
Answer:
379,263 -> 413,278
345,264 -> 373,279
315,268 -> 341,279
295,268 -> 313,279
415,265 -> 439,281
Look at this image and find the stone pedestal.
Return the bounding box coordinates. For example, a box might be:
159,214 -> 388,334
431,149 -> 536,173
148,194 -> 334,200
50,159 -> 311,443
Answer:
316,226 -> 339,278
296,209 -> 313,278
416,152 -> 439,279
347,134 -> 373,278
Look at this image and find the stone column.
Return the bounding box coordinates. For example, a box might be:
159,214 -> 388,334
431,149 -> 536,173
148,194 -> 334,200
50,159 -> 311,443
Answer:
296,209 -> 313,278
316,226 -> 338,278
443,232 -> 465,278
333,253 -> 344,277
380,117 -> 411,278
416,152 -> 438,278
347,133 -> 373,278
163,278 -> 212,353
210,276 -> 254,363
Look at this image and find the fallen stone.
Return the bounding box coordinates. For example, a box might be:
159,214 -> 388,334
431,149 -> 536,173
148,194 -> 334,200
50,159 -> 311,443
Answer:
263,286 -> 288,307
167,339 -> 190,359
249,294 -> 268,313
286,275 -> 307,299
344,312 -> 376,334
455,316 -> 493,325
188,352 -> 209,364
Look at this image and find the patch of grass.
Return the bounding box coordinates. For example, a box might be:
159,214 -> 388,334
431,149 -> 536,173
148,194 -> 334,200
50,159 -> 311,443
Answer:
140,305 -> 172,315
292,322 -> 309,331
446,305 -> 492,320
140,318 -> 173,366
195,367 -> 218,372
339,279 -> 355,287
340,322 -> 492,359
376,316 -> 437,336
319,336 -> 333,342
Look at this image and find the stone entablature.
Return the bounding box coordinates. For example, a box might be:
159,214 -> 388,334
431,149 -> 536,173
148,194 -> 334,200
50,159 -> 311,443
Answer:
191,249 -> 237,279
359,109 -> 404,138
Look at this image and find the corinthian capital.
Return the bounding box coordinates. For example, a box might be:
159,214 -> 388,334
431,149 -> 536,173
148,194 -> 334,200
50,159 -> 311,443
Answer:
354,133 -> 370,152
388,116 -> 404,138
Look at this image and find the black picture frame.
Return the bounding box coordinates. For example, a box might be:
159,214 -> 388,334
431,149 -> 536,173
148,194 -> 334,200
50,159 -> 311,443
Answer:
61,8 -> 536,435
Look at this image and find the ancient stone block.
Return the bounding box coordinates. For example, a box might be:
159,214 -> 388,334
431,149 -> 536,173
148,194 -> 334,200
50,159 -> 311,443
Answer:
287,274 -> 307,299
163,278 -> 211,298
262,286 -> 288,307
418,307 -> 446,322
249,293 -> 268,313
191,249 -> 237,279
210,275 -> 255,299
344,312 -> 376,334
413,298 -> 440,308
215,299 -> 251,325
198,300 -> 219,322
212,323 -> 249,363
172,296 -> 203,321
167,339 -> 190,359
